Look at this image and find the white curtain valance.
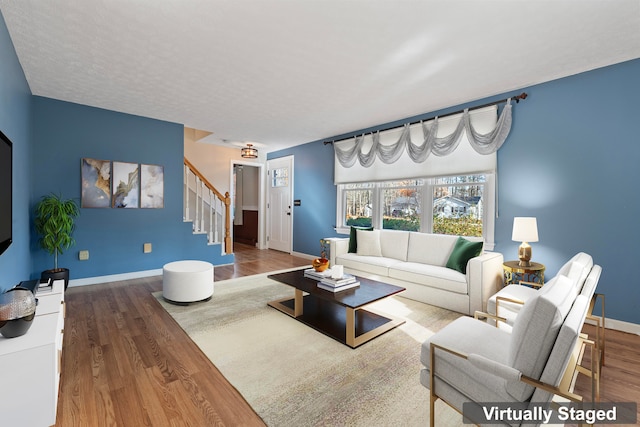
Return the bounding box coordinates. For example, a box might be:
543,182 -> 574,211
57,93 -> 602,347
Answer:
334,105 -> 503,184
334,99 -> 512,168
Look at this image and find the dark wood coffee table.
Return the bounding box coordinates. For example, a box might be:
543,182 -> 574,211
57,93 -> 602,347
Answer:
267,269 -> 405,348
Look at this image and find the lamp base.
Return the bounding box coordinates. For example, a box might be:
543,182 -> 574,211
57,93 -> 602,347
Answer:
518,242 -> 532,267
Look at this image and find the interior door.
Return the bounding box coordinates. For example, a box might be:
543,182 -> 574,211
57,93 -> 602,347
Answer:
267,156 -> 293,253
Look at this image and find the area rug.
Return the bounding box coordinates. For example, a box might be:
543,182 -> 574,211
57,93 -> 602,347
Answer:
154,269 -> 464,426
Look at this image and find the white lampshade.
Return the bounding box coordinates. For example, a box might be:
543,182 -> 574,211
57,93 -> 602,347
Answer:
512,217 -> 538,242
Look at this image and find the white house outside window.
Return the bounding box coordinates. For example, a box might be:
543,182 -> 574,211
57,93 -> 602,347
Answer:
430,175 -> 485,237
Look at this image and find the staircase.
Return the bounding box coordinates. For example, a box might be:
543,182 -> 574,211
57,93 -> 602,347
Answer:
183,158 -> 232,254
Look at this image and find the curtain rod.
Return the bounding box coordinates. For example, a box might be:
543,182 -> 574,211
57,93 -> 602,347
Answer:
323,92 -> 528,145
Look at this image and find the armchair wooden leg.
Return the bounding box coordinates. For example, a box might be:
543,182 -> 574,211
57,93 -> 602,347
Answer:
430,392 -> 435,427
430,343 -> 436,427
574,335 -> 600,402
587,293 -> 605,368
597,293 -> 605,366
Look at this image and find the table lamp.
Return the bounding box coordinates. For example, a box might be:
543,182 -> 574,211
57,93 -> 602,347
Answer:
512,217 -> 538,267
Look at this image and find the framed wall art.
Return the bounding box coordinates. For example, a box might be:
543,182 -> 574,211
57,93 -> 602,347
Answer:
140,164 -> 164,208
112,161 -> 139,208
81,158 -> 112,208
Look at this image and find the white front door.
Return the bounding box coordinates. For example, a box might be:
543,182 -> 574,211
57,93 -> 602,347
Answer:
267,156 -> 293,253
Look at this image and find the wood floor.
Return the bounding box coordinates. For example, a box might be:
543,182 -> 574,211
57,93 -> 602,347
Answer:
56,244 -> 310,427
55,244 -> 640,426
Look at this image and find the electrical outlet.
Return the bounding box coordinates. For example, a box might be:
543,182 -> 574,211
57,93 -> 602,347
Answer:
143,243 -> 152,253
79,250 -> 89,261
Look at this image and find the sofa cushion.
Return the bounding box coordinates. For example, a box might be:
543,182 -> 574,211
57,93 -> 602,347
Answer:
580,265 -> 601,300
356,229 -> 382,256
421,316 -> 514,402
557,252 -> 593,291
532,295 -> 589,403
336,253 -> 403,276
379,229 -> 410,261
557,252 -> 593,276
348,226 -> 373,253
538,263 -> 583,309
487,283 -> 539,327
407,232 -> 460,266
445,237 -> 483,274
389,263 -> 467,294
506,277 -> 574,401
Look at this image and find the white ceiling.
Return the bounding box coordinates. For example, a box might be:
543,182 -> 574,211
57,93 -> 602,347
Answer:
1,0 -> 639,153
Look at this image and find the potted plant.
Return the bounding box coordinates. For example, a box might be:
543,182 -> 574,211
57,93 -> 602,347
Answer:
34,193 -> 80,290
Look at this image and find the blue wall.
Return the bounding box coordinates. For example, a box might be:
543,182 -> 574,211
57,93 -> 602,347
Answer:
30,97 -> 233,280
497,59 -> 640,325
1,9 -> 232,288
270,58 -> 640,324
267,144 -> 340,257
0,12 -> 32,291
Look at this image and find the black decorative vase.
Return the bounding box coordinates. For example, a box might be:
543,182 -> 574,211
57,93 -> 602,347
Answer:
41,268 -> 70,291
0,287 -> 37,338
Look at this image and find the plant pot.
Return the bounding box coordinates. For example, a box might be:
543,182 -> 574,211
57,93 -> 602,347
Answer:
312,258 -> 330,272
41,268 -> 70,291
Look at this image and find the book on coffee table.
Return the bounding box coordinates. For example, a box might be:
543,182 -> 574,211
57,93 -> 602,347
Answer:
319,274 -> 356,287
303,268 -> 332,280
317,281 -> 360,292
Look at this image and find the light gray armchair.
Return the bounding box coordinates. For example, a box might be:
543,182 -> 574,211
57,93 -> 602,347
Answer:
488,252 -> 605,370
487,252 -> 593,330
420,274 -> 598,427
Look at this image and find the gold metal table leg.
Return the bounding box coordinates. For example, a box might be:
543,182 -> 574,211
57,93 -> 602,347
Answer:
346,307 -> 356,347
294,289 -> 303,317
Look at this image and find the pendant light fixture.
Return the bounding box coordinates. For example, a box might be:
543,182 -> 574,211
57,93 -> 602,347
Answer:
241,143 -> 258,159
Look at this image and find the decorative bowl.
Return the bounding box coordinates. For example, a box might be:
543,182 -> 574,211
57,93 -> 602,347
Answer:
312,258 -> 330,272
0,287 -> 37,338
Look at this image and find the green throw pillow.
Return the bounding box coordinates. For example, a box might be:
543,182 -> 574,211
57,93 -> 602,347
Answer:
445,237 -> 483,274
348,226 -> 374,253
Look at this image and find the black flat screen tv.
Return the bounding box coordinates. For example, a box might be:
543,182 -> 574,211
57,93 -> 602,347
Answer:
0,130 -> 12,256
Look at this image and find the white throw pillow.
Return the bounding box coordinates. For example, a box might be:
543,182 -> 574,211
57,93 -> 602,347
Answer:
356,229 -> 382,257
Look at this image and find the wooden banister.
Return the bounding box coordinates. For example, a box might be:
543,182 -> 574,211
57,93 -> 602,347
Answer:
183,158 -> 233,254
184,158 -> 224,200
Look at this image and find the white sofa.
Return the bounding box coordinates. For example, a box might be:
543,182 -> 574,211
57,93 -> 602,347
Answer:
329,229 -> 504,315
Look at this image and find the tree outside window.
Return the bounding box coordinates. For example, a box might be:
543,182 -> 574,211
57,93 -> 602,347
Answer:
381,180 -> 421,231
343,183 -> 373,228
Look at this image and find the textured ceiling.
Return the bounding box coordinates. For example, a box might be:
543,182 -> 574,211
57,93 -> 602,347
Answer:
1,0 -> 639,153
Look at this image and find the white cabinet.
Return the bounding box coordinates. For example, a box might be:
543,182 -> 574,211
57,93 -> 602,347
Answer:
0,280 -> 65,427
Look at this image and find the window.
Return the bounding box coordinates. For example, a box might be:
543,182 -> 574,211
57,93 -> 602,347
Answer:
271,167 -> 288,187
343,183 -> 373,228
337,173 -> 495,248
431,175 -> 485,237
381,180 -> 422,231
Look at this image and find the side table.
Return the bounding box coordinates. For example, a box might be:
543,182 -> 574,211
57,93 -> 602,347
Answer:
503,260 -> 545,287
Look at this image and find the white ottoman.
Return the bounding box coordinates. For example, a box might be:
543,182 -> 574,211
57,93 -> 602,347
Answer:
163,260 -> 214,304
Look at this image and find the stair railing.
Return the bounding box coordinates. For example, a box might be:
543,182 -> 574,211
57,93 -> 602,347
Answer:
183,157 -> 232,254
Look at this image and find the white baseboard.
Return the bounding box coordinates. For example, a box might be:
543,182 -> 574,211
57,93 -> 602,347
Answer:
68,262 -> 235,288
68,269 -> 163,287
291,251 -> 315,261
604,317 -> 640,335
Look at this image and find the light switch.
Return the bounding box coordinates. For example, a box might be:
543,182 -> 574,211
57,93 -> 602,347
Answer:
79,250 -> 89,261
143,243 -> 152,253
